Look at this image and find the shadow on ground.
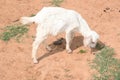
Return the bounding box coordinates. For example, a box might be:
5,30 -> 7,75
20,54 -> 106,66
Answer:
38,36 -> 84,62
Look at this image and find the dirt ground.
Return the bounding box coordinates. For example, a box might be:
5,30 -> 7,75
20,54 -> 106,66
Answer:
0,0 -> 120,80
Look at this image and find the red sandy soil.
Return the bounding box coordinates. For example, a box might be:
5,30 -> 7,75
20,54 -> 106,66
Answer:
0,0 -> 120,80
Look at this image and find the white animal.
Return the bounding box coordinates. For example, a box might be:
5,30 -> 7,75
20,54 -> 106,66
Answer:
20,7 -> 99,63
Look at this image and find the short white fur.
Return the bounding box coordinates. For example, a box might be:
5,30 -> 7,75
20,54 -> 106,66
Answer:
21,7 -> 99,63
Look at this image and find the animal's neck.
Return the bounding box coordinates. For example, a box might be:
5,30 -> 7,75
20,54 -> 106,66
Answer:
79,19 -> 92,38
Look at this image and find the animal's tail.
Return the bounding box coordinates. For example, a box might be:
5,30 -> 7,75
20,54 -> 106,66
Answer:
20,17 -> 35,25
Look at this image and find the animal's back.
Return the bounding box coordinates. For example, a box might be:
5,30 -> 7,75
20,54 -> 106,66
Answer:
34,7 -> 68,23
36,7 -> 80,35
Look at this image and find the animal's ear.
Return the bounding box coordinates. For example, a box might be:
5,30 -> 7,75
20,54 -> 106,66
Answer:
91,31 -> 99,42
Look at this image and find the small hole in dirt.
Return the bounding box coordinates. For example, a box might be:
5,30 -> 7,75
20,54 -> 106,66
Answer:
103,7 -> 111,13
103,10 -> 106,12
106,7 -> 110,10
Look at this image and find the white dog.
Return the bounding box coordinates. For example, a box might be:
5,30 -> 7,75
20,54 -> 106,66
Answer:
21,7 -> 99,63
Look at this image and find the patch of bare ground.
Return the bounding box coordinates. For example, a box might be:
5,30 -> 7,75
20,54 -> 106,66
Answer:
0,0 -> 120,80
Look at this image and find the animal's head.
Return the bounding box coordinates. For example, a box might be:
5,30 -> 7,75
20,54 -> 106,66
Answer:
83,31 -> 99,48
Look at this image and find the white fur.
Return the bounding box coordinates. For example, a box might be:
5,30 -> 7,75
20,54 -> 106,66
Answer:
21,7 -> 99,63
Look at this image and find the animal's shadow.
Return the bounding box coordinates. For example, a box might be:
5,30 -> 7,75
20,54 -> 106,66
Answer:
38,36 -> 84,62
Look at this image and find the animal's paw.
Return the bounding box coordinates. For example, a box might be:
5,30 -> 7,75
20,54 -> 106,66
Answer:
46,46 -> 52,52
33,58 -> 38,64
66,49 -> 72,54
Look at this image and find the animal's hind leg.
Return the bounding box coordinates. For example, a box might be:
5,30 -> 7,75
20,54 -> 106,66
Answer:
32,36 -> 46,63
32,26 -> 47,63
43,40 -> 52,52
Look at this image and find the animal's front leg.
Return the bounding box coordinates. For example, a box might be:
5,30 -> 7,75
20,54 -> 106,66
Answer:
65,32 -> 74,53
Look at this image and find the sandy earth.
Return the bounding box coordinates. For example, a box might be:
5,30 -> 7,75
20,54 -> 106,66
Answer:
0,0 -> 120,80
